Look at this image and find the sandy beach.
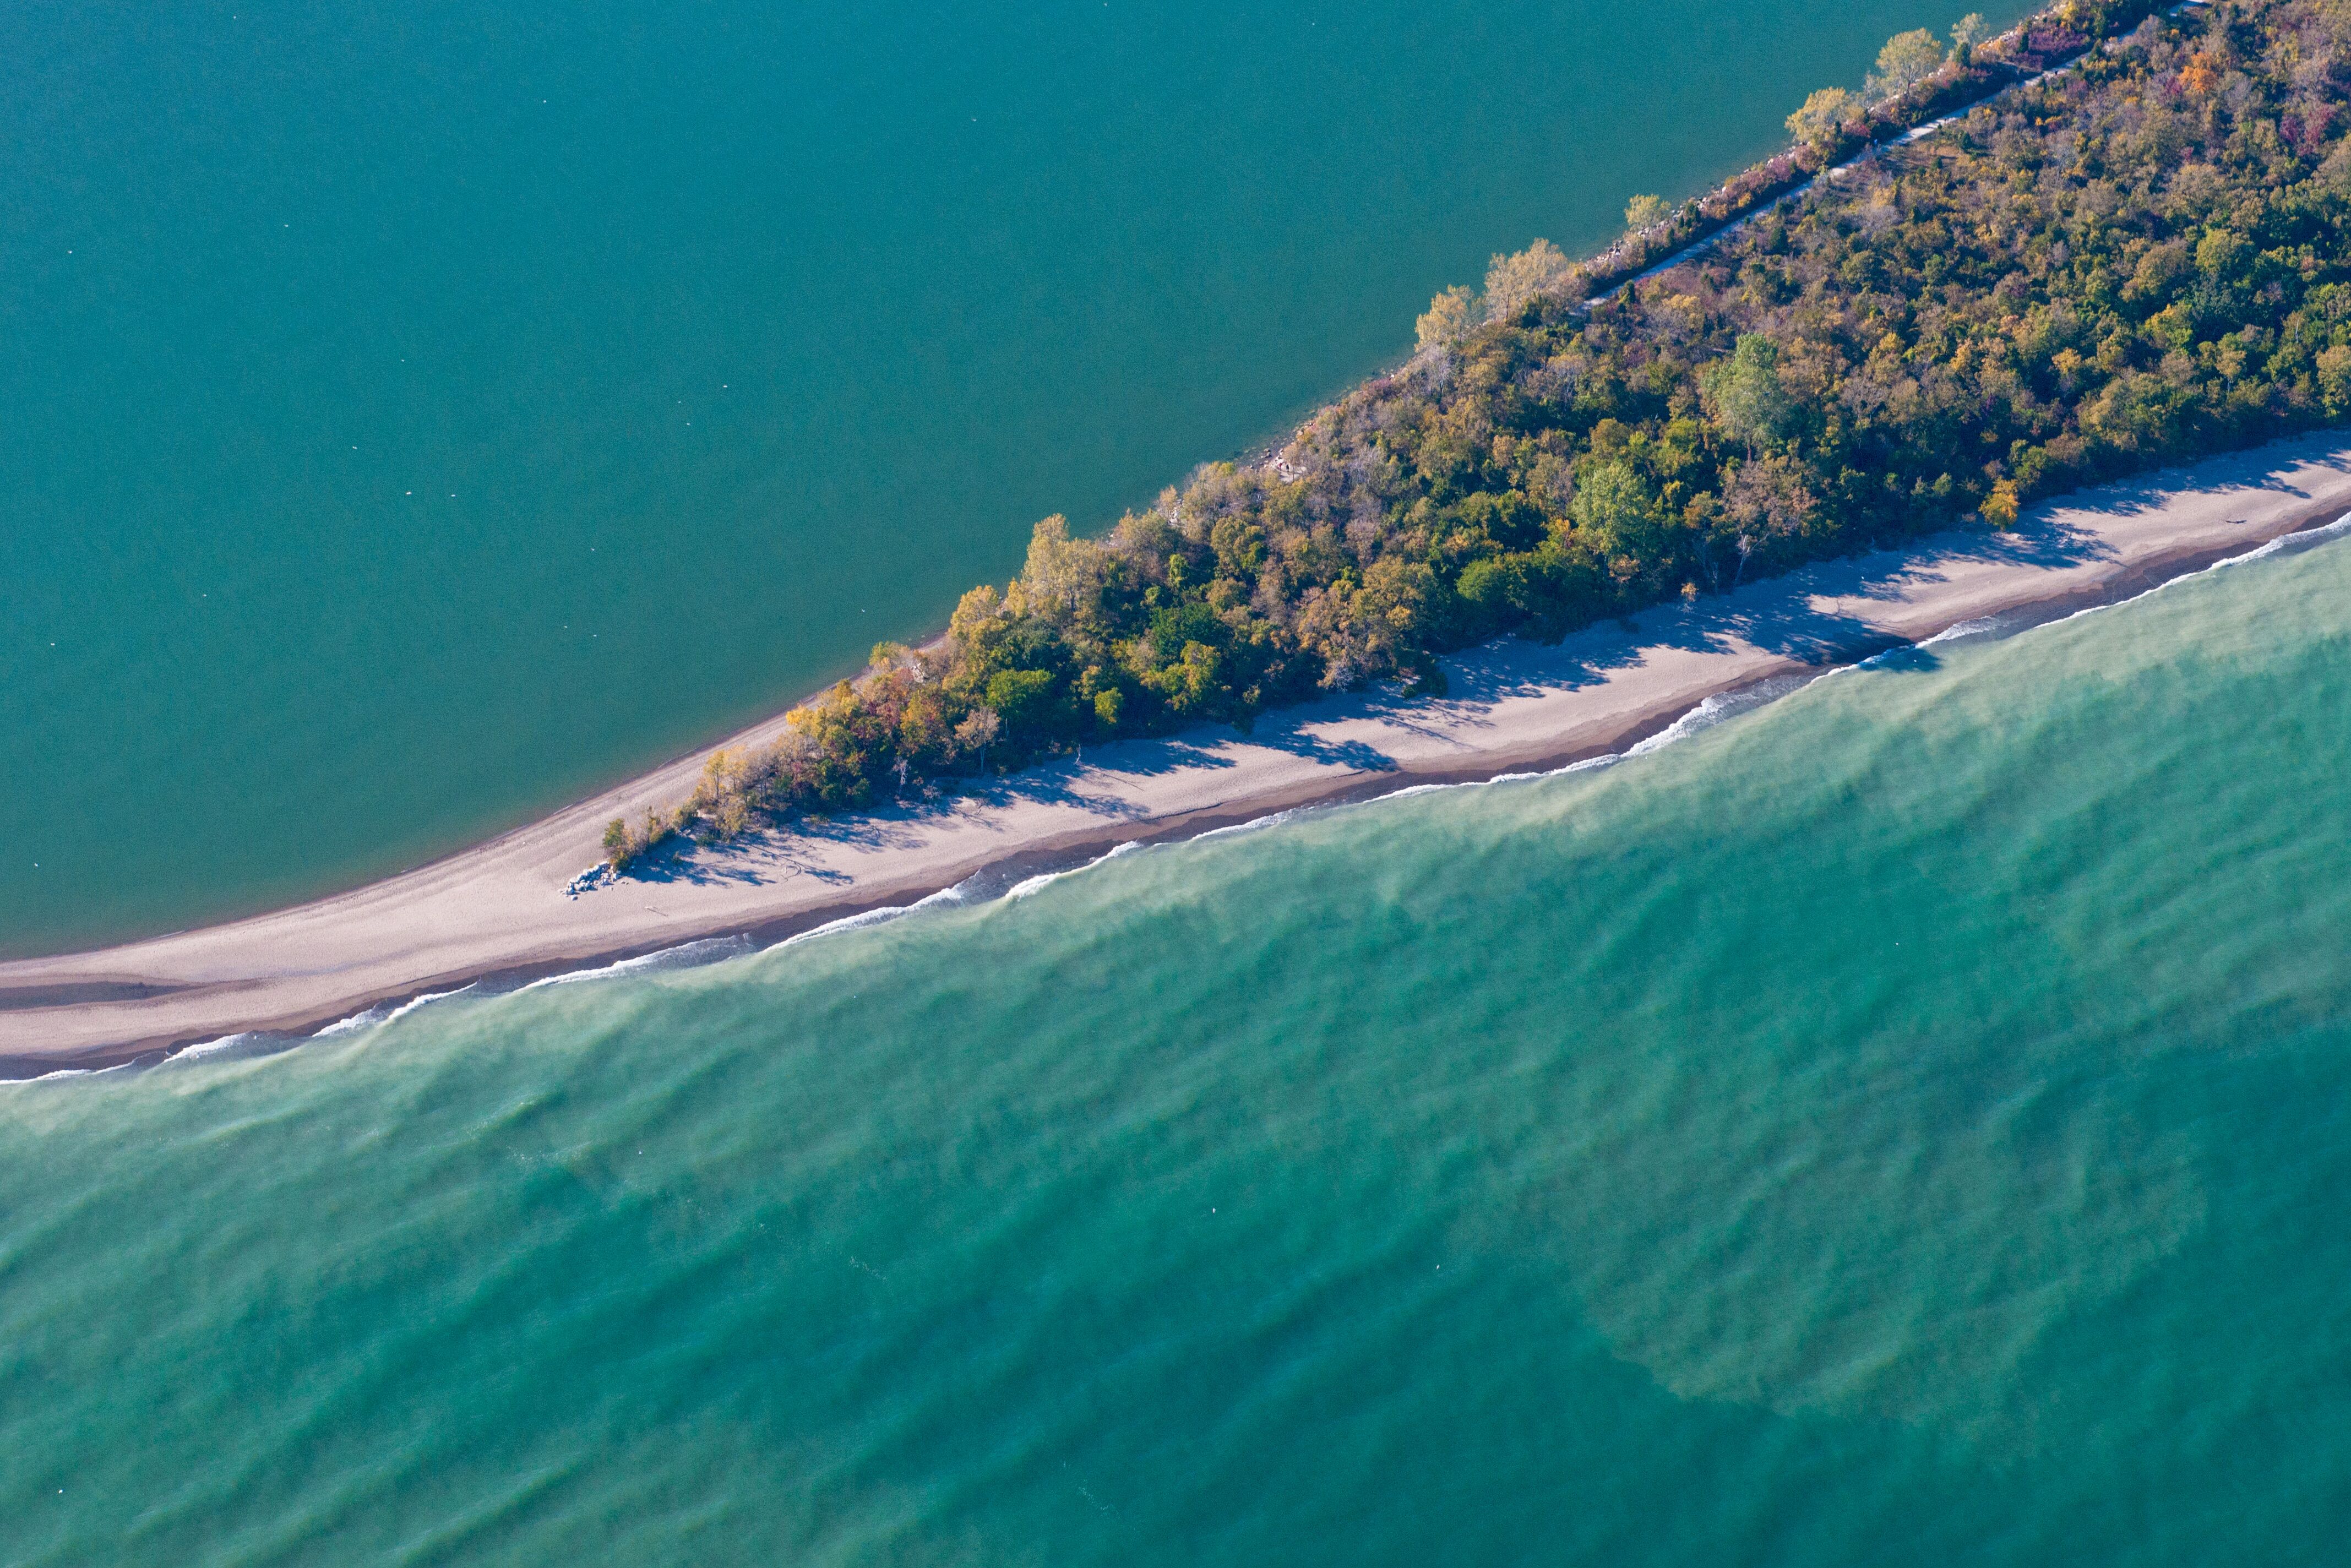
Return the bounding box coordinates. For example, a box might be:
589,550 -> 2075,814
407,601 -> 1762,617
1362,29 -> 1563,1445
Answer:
6,431 -> 2349,1075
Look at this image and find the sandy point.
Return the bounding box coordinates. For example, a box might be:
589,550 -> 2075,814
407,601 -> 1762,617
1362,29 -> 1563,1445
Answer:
6,432 -> 2351,1075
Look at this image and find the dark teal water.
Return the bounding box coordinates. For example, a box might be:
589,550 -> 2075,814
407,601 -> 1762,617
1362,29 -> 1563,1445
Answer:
0,0 -> 2021,956
6,533 -> 2348,1563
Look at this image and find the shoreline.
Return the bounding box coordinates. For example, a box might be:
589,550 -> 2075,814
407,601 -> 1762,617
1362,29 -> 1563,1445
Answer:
6,432 -> 2351,1077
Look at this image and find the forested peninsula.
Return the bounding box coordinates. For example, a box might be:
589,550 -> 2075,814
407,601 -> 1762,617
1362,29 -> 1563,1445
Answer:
613,0 -> 2351,869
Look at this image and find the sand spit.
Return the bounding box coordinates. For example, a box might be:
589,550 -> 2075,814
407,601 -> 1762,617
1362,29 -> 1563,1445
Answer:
6,433 -> 2350,1073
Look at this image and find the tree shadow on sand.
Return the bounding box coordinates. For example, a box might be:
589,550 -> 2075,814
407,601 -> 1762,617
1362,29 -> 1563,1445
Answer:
621,475 -> 2283,889
1427,512 -> 2119,715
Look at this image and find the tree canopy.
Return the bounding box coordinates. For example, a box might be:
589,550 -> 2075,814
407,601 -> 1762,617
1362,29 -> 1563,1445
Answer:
1868,29 -> 1951,101
1787,87 -> 1862,153
1625,193 -> 1670,231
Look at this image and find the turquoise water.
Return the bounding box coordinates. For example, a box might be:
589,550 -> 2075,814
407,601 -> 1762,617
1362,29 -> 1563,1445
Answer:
7,532 -> 2348,1562
0,0 -> 2022,957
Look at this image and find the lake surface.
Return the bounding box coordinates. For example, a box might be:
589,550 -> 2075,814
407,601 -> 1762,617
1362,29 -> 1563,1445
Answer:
8,525 -> 2349,1564
0,0 -> 2019,957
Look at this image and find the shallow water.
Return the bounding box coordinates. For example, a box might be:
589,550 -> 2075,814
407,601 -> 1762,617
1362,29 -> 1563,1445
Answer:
0,0 -> 2022,956
7,530 -> 2347,1564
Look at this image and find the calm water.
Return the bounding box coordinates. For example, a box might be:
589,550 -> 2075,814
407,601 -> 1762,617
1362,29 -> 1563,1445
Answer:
6,532 -> 2348,1563
0,0 -> 2020,957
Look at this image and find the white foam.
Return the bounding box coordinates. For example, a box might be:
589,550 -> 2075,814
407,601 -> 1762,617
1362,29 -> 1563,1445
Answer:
1626,703 -> 1725,756
142,1029 -> 313,1072
1373,781 -> 1452,802
311,984 -> 475,1041
959,837 -> 1157,907
2213,508 -> 2351,565
1483,752 -> 1630,787
767,905 -> 913,952
177,1030 -> 274,1061
516,933 -> 755,992
2031,509 -> 2351,636
1628,673 -> 1816,755
1919,614 -> 2008,647
1193,805 -> 1308,842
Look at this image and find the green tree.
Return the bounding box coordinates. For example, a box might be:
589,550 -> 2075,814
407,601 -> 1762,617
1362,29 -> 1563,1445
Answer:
1950,13 -> 1989,63
1623,193 -> 1668,231
1144,641 -> 1224,715
1570,461 -> 1670,574
1456,555 -> 1515,617
1699,335 -> 1794,455
984,667 -> 1058,734
601,818 -> 632,872
2315,346 -> 2351,416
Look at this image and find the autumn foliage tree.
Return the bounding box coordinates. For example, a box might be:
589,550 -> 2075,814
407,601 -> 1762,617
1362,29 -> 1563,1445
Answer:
1867,29 -> 1950,102
1786,87 -> 1860,154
